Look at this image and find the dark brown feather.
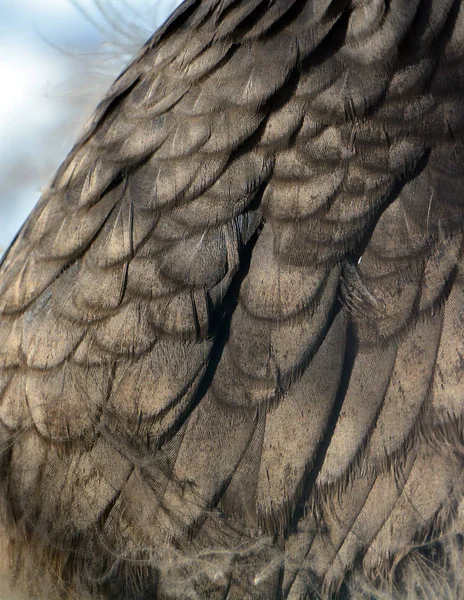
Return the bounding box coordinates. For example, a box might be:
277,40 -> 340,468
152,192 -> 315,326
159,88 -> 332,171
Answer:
1,0 -> 464,598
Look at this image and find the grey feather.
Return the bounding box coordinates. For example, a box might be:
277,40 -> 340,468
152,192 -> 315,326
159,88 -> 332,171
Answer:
1,0 -> 464,598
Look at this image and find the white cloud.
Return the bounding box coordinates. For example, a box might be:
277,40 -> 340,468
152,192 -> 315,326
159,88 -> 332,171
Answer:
12,0 -> 102,23
0,43 -> 63,135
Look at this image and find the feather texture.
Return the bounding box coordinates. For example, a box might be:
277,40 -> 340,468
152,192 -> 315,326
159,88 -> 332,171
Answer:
1,0 -> 464,598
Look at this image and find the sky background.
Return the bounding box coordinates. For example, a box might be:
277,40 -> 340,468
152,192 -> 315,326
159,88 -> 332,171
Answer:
0,0 -> 182,253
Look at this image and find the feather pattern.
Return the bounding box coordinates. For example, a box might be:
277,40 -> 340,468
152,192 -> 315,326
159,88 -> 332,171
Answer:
1,0 -> 464,598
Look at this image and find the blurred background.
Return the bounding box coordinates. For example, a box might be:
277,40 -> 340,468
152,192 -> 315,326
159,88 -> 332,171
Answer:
0,0 -> 182,255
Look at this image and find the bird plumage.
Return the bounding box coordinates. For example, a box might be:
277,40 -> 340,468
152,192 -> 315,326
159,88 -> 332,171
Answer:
0,0 -> 464,598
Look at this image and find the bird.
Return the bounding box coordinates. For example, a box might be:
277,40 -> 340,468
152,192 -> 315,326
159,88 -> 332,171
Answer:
0,0 -> 464,598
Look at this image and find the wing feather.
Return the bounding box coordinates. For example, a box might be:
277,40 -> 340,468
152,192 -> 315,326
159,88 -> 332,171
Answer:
1,1 -> 464,599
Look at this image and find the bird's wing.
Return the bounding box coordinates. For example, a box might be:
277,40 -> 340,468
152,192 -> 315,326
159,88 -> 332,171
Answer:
1,0 -> 464,598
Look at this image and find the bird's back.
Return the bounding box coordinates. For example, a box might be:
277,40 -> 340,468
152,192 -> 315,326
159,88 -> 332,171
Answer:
0,0 -> 464,598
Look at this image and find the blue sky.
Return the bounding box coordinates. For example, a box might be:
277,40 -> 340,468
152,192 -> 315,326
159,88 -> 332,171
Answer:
0,0 -> 181,252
